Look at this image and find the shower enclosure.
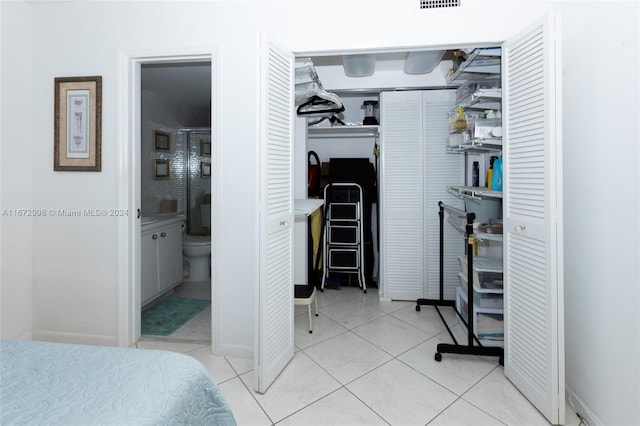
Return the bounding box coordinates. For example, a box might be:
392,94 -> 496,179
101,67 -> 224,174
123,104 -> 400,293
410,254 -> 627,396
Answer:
185,130 -> 212,235
141,128 -> 211,235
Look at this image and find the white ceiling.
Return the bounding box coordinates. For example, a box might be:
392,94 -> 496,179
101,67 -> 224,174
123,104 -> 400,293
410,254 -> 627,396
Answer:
141,62 -> 212,114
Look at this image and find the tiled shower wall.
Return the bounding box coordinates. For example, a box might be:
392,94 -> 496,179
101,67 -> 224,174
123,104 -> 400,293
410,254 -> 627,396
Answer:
142,126 -> 187,216
141,127 -> 211,235
187,131 -> 212,235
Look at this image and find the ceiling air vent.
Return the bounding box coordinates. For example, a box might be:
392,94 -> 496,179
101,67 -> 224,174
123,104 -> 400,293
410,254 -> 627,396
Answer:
420,0 -> 460,9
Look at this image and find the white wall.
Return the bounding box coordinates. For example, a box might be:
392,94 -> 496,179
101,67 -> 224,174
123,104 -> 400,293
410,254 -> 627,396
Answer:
22,2 -> 262,350
0,1 -> 34,340
558,2 -> 640,425
1,1 -> 638,423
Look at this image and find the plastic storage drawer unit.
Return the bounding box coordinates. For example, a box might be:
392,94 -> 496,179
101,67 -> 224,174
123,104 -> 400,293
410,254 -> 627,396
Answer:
457,288 -> 504,344
458,255 -> 503,289
457,272 -> 503,309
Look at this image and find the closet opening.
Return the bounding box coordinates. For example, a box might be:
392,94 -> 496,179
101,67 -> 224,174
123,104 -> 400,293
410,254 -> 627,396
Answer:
293,45 -> 503,304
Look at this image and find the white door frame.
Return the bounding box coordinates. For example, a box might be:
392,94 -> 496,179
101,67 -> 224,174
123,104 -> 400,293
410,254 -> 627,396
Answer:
116,47 -> 220,350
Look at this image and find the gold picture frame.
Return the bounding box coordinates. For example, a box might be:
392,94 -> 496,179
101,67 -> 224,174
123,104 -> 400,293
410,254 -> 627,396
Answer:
200,161 -> 211,178
154,159 -> 171,179
54,76 -> 102,171
200,139 -> 211,156
154,130 -> 171,152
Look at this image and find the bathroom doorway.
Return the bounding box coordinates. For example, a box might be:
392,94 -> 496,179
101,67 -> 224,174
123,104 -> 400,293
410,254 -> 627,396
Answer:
138,60 -> 214,343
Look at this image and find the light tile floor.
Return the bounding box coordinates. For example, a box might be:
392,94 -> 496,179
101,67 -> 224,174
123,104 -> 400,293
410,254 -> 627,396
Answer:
137,284 -> 583,426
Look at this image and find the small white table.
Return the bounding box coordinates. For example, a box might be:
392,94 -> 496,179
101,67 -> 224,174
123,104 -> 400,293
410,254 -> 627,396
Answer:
294,198 -> 324,217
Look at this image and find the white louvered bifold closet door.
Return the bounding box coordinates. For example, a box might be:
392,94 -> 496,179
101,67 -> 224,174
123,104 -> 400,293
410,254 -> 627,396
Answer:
255,36 -> 295,394
380,91 -> 462,301
380,91 -> 425,300
423,91 -> 464,300
503,13 -> 565,424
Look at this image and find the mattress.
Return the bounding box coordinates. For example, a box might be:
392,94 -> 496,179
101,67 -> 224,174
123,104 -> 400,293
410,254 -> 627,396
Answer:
0,340 -> 236,425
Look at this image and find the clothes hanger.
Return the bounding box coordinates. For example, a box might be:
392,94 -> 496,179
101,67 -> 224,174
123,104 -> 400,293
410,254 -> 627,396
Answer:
296,91 -> 345,116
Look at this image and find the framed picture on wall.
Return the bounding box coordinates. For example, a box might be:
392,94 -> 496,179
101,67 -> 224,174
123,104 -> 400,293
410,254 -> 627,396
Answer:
200,139 -> 211,157
200,162 -> 211,178
53,76 -> 102,171
154,130 -> 171,152
154,159 -> 171,179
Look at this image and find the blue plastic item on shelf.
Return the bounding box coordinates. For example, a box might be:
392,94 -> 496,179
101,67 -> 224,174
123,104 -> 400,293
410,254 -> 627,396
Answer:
491,155 -> 503,191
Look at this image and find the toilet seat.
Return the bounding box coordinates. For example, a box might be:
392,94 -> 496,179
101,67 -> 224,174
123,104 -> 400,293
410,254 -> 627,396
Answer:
183,235 -> 210,246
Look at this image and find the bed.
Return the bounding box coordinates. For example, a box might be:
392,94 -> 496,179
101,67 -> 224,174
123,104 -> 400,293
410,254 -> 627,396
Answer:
0,340 -> 237,425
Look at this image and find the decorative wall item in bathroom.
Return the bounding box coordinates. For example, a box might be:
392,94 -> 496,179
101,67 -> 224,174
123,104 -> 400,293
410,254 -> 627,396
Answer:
154,130 -> 171,152
53,76 -> 102,171
200,139 -> 211,157
154,159 -> 171,179
200,162 -> 211,178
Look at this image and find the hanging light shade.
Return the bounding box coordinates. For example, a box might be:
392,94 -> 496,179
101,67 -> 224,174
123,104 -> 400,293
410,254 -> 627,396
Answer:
404,50 -> 445,74
342,54 -> 376,77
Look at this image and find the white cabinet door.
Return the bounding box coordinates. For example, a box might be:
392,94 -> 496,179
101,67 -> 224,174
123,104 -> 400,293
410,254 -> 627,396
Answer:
254,36 -> 295,394
503,12 -> 565,425
141,230 -> 158,306
158,223 -> 183,293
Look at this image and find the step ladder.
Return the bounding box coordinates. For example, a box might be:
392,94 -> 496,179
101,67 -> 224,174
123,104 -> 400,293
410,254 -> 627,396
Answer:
321,183 -> 367,293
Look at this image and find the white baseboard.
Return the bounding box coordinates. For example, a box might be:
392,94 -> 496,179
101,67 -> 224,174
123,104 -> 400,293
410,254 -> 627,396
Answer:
32,330 -> 118,347
215,342 -> 253,359
567,386 -> 602,426
4,331 -> 34,340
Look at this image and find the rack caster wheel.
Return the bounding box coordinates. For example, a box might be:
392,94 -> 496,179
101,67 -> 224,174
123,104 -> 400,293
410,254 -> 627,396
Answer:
415,305 -> 421,312
434,352 -> 442,362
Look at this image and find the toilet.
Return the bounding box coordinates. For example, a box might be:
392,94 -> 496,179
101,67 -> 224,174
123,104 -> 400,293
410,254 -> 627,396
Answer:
182,203 -> 211,282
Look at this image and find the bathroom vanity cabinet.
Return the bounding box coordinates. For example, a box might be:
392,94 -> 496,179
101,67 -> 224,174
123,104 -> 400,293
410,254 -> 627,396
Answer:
141,217 -> 184,306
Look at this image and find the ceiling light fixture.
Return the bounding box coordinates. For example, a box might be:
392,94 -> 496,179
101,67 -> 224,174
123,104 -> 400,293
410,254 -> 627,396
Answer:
342,54 -> 376,77
404,50 -> 445,74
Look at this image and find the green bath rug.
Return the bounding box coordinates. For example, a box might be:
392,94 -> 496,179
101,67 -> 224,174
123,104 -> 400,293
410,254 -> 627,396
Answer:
141,297 -> 210,336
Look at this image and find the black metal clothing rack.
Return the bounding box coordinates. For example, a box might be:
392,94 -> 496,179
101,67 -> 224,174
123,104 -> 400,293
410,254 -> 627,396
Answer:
415,201 -> 504,365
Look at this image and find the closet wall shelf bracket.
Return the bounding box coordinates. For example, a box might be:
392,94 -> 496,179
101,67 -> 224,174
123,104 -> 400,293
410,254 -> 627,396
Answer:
446,47 -> 502,86
448,185 -> 503,200
308,125 -> 379,139
446,138 -> 502,154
